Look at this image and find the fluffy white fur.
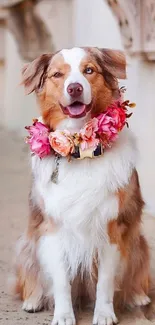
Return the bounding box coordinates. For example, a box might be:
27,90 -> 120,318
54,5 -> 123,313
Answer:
93,244 -> 120,325
31,123 -> 137,325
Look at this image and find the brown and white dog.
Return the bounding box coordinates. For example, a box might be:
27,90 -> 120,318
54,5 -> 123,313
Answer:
12,47 -> 150,325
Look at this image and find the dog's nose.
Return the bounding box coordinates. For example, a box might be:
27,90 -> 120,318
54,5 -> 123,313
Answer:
67,83 -> 83,98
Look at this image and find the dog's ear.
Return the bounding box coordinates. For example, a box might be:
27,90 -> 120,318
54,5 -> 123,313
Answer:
98,48 -> 126,80
22,54 -> 53,95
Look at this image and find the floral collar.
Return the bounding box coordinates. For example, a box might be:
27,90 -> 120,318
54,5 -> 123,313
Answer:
25,89 -> 135,161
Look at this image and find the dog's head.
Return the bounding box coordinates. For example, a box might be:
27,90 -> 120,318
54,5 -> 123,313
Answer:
22,47 -> 126,129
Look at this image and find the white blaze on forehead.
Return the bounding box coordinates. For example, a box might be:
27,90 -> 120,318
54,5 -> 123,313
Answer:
61,47 -> 86,68
61,47 -> 92,105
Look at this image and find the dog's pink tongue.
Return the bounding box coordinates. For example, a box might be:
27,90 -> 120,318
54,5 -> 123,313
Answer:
67,103 -> 86,116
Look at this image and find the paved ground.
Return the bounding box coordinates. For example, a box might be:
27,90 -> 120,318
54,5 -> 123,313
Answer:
1,128 -> 155,325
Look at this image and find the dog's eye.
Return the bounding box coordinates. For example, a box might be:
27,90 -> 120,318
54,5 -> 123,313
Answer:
84,67 -> 94,75
52,72 -> 63,78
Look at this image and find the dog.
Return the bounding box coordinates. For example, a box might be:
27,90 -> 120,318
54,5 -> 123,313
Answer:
11,47 -> 150,325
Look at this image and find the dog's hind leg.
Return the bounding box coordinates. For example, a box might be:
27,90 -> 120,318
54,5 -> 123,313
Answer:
10,232 -> 44,312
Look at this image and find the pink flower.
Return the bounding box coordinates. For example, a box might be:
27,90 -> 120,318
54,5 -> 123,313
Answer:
108,106 -> 126,130
97,113 -> 118,142
80,118 -> 99,150
49,130 -> 74,157
97,106 -> 126,142
25,121 -> 51,158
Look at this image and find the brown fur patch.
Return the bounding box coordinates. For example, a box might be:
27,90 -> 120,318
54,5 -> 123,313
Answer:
40,53 -> 71,128
85,47 -> 126,115
37,219 -> 59,239
22,54 -> 53,95
95,48 -> 126,79
79,55 -> 114,116
27,198 -> 44,239
108,169 -> 150,305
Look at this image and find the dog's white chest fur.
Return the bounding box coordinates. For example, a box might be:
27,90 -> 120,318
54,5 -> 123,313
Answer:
32,129 -> 136,276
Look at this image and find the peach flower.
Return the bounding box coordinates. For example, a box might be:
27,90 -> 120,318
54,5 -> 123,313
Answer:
49,130 -> 74,156
80,118 -> 99,151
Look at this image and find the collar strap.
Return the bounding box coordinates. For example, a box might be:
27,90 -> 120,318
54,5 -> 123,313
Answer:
72,143 -> 104,160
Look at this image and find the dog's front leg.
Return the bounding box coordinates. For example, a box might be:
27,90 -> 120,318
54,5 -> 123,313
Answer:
38,233 -> 75,325
93,244 -> 119,325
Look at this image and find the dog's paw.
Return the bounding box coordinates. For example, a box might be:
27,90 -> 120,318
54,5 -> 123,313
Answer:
22,297 -> 43,313
52,312 -> 76,325
130,294 -> 151,307
93,303 -> 118,325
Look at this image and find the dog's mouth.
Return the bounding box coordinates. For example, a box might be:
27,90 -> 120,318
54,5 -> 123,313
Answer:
61,101 -> 92,118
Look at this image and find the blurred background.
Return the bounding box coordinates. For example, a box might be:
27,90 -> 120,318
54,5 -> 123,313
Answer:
0,1 -> 155,324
